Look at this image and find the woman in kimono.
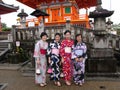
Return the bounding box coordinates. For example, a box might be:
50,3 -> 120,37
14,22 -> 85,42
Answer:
47,33 -> 61,86
72,34 -> 87,86
33,32 -> 48,87
60,30 -> 74,86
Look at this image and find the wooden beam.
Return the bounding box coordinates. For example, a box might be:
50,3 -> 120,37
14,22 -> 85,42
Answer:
22,0 -> 29,3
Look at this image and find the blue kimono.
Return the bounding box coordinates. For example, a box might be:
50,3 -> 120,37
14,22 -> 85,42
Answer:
72,42 -> 87,84
47,40 -> 61,81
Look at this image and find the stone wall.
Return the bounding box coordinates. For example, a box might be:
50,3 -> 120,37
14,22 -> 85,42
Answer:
0,31 -> 11,40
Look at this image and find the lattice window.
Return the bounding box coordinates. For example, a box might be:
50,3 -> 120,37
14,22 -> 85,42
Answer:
65,7 -> 71,14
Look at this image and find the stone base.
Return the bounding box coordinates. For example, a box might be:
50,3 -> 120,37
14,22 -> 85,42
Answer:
86,72 -> 120,77
86,57 -> 117,74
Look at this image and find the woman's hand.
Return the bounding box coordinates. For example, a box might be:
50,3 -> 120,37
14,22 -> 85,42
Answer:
36,59 -> 40,65
75,58 -> 79,62
79,57 -> 84,62
48,57 -> 51,64
61,57 -> 64,63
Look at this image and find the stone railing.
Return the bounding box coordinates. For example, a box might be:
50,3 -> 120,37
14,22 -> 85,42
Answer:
0,31 -> 11,40
11,24 -> 120,52
12,26 -> 42,42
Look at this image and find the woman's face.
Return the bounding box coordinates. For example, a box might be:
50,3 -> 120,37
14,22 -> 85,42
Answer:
65,32 -> 71,39
55,35 -> 60,42
41,35 -> 47,41
76,35 -> 82,42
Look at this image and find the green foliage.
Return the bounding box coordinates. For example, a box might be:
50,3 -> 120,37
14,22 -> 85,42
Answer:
112,23 -> 120,35
112,23 -> 120,30
117,30 -> 120,35
1,23 -> 7,28
17,47 -> 29,62
1,23 -> 11,31
2,27 -> 11,31
8,47 -> 29,64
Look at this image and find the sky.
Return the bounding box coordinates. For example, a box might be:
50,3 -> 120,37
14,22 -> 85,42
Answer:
1,0 -> 120,27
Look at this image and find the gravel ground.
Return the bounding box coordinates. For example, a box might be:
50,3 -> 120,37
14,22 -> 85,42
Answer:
0,70 -> 120,90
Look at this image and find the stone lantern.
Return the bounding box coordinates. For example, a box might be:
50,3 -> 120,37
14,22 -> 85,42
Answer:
106,18 -> 113,33
17,9 -> 28,28
87,0 -> 117,76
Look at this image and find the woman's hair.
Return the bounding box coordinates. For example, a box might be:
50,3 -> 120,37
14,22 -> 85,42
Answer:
55,33 -> 61,37
64,30 -> 71,35
74,34 -> 82,46
40,32 -> 48,38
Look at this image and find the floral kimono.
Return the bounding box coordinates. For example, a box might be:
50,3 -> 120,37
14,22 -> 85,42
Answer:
60,39 -> 74,81
72,42 -> 87,84
47,40 -> 61,81
33,40 -> 48,84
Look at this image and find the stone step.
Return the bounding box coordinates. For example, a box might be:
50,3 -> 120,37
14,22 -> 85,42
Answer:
0,48 -> 7,51
0,48 -> 9,56
0,43 -> 8,46
0,46 -> 8,49
0,40 -> 9,58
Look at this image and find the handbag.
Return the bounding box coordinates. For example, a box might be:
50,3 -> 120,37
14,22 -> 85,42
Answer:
60,72 -> 64,78
47,66 -> 53,74
36,68 -> 41,75
36,63 -> 41,75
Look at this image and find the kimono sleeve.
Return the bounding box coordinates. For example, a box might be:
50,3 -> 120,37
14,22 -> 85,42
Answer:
71,45 -> 77,59
82,43 -> 87,59
33,42 -> 40,58
60,40 -> 65,58
47,43 -> 52,57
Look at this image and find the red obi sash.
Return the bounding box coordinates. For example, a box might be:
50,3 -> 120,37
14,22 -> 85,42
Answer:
40,49 -> 46,55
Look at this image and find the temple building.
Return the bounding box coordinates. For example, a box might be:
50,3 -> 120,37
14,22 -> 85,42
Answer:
0,0 -> 18,31
17,0 -> 98,28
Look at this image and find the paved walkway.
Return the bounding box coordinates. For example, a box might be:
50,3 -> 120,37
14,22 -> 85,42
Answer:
0,70 -> 120,90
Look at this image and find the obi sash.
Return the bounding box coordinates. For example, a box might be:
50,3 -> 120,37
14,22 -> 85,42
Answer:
40,49 -> 46,55
74,49 -> 83,56
52,48 -> 59,55
65,47 -> 71,53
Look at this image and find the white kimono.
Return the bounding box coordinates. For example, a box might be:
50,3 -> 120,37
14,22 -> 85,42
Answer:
33,40 -> 48,84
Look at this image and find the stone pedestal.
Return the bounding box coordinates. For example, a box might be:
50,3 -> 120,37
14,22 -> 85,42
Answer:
86,48 -> 117,77
87,58 -> 116,73
86,35 -> 117,76
86,48 -> 117,76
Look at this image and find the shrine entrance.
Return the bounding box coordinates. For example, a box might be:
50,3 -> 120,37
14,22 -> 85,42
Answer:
51,8 -> 60,22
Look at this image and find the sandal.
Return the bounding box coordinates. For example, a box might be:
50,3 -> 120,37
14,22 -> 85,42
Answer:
65,81 -> 71,86
40,83 -> 45,87
75,82 -> 79,85
79,83 -> 83,86
56,81 -> 61,87
44,83 -> 47,86
54,81 -> 57,85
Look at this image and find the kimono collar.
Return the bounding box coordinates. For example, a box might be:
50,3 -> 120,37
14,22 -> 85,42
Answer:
65,39 -> 72,42
77,42 -> 83,46
40,39 -> 46,43
54,40 -> 60,44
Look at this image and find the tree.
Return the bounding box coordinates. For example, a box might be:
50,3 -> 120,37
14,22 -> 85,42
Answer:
112,23 -> 120,35
1,23 -> 7,28
1,23 -> 11,31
